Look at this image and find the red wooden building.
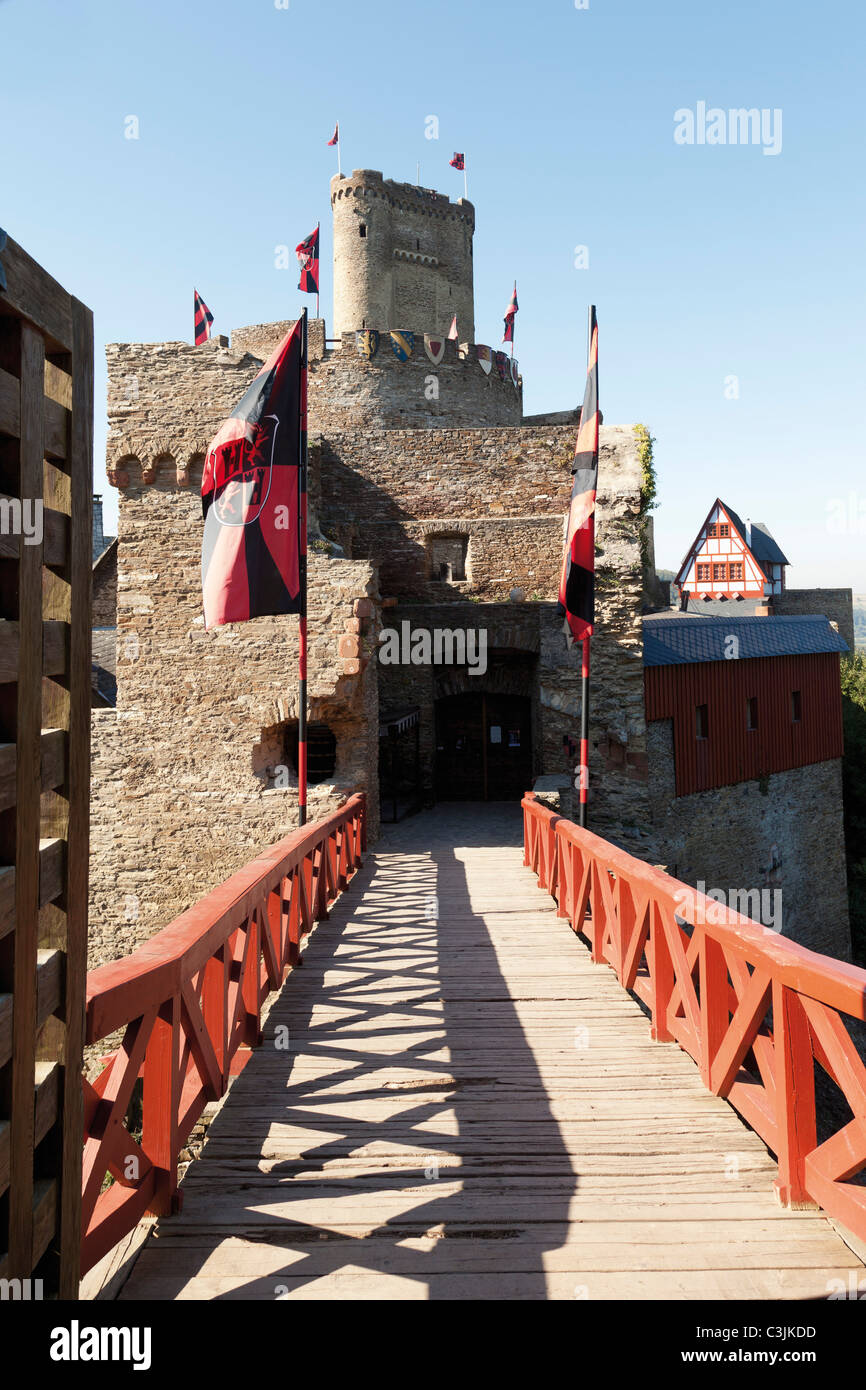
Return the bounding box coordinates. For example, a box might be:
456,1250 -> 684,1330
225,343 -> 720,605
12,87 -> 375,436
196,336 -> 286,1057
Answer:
674,499 -> 789,604
643,615 -> 848,797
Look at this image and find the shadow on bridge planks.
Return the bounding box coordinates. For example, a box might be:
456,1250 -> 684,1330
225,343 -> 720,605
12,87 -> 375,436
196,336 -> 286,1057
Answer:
120,802 -> 577,1300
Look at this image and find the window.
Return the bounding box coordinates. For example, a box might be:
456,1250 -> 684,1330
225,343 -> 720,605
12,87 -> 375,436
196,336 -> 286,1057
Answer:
719,523 -> 730,538
729,561 -> 743,582
696,704 -> 709,740
696,563 -> 711,582
791,690 -> 802,723
288,722 -> 337,784
427,533 -> 468,582
712,563 -> 726,582
746,697 -> 758,731
359,223 -> 367,238
707,524 -> 717,538
253,720 -> 337,788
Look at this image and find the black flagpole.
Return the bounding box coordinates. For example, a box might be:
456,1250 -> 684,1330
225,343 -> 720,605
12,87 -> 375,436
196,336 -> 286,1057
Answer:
298,308 -> 309,826
578,304 -> 595,831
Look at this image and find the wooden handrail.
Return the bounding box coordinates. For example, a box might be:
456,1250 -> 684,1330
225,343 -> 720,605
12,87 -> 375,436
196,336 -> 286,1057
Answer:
80,793 -> 367,1277
523,792 -> 866,1241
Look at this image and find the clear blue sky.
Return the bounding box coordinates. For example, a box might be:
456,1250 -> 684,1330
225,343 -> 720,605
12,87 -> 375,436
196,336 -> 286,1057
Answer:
3,0 -> 864,588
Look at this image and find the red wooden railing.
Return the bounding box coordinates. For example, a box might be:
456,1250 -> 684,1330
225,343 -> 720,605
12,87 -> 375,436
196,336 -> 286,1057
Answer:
80,793 -> 366,1277
523,793 -> 866,1242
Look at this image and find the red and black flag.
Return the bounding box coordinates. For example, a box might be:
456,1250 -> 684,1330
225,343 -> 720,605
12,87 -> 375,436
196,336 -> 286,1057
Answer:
327,122 -> 339,146
201,319 -> 304,629
194,290 -> 214,346
503,283 -> 518,343
558,307 -> 599,644
296,225 -> 319,295
449,152 -> 465,170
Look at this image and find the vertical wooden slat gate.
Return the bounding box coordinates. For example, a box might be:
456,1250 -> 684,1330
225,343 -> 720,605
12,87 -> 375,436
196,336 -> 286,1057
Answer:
0,234 -> 93,1296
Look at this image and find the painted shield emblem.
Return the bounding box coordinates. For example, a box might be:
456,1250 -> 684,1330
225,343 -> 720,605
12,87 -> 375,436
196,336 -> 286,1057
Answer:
494,351 -> 509,381
424,334 -> 446,365
211,414 -> 277,528
389,330 -> 414,362
476,344 -> 493,375
356,330 -> 380,360
510,358 -> 520,388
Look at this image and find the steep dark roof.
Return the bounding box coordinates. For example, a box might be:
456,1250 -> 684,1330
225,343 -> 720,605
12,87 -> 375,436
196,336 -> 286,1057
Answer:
91,626 -> 117,707
723,503 -> 789,567
643,614 -> 848,667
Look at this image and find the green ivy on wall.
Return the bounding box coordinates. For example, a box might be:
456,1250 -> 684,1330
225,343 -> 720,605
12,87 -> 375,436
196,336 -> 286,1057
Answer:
635,424 -> 658,572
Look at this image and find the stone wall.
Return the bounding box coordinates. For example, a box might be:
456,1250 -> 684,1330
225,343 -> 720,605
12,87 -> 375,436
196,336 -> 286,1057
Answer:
319,423 -> 644,602
309,332 -> 521,430
106,325 -> 522,475
646,718 -> 851,959
775,588 -> 855,655
87,456 -> 380,970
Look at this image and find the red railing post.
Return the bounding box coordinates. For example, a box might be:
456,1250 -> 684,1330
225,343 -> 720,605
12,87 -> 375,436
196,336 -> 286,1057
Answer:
649,901 -> 675,1043
699,932 -> 729,1089
201,947 -> 228,1093
556,827 -> 571,920
588,862 -> 605,964
241,910 -> 263,1047
142,994 -> 181,1215
773,980 -> 818,1208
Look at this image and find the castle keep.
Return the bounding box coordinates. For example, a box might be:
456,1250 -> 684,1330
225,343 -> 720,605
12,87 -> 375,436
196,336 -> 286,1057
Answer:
90,168 -> 851,970
331,170 -> 476,343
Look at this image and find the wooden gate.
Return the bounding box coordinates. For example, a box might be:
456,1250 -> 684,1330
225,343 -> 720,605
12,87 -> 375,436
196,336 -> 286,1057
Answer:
0,234 -> 93,1296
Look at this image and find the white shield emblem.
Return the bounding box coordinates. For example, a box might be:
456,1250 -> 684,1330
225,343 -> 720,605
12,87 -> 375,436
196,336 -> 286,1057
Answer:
424,334 -> 446,365
476,345 -> 493,375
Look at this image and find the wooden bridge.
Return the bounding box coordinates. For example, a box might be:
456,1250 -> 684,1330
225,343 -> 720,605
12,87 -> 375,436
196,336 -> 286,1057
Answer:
81,795 -> 866,1301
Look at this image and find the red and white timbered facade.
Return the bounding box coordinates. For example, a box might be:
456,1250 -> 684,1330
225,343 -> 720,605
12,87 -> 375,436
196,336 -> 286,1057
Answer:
675,499 -> 788,602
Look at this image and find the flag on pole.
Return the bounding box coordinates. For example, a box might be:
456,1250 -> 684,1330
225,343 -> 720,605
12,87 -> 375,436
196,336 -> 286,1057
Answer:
296,226 -> 320,295
194,290 -> 214,346
503,283 -> 518,344
449,152 -> 465,170
447,315 -> 458,340
327,122 -> 339,146
201,319 -> 304,629
558,307 -> 599,644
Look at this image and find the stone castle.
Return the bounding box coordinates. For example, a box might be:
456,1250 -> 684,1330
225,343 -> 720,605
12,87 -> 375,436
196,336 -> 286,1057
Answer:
89,168 -> 851,969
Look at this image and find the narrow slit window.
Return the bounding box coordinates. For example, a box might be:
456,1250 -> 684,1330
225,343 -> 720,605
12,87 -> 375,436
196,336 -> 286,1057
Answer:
359,223 -> 367,238
746,696 -> 758,731
696,704 -> 709,741
791,690 -> 802,723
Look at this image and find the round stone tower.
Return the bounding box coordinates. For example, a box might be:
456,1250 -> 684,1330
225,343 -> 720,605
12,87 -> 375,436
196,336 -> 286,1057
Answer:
331,169 -> 476,342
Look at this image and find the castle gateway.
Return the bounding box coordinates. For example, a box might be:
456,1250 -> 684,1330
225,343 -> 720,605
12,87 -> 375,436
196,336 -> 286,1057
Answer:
91,168 -> 851,967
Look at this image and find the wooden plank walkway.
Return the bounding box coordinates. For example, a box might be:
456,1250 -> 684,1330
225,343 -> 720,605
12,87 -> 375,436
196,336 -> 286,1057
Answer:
119,805 -> 864,1301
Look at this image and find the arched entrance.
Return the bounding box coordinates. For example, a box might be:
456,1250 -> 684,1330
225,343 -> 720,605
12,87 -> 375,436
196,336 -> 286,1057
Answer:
434,691 -> 532,801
